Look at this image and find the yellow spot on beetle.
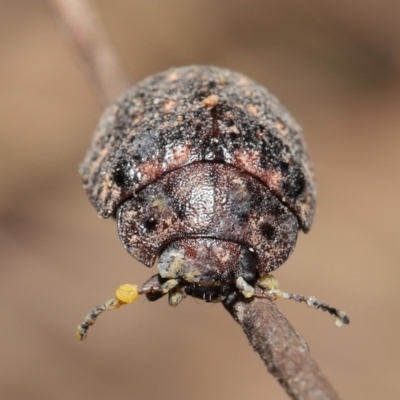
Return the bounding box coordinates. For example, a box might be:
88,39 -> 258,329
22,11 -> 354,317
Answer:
184,269 -> 201,283
152,194 -> 168,210
257,274 -> 280,291
201,94 -> 219,110
168,258 -> 183,277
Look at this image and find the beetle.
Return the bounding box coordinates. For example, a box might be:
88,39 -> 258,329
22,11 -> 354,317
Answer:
76,66 -> 348,340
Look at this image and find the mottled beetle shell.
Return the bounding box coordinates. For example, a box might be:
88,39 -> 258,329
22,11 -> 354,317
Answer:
80,66 -> 316,285
81,66 -> 315,228
117,162 -> 298,271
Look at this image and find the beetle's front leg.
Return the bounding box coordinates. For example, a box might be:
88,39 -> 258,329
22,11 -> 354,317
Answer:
140,274 -> 165,301
141,274 -> 186,306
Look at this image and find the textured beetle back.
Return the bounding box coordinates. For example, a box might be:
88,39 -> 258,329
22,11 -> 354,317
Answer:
80,66 -> 316,231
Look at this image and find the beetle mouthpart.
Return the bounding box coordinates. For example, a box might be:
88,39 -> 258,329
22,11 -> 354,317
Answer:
255,274 -> 350,326
76,284 -> 139,341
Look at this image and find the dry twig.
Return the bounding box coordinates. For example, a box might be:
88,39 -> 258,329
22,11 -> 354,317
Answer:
49,1 -> 343,398
224,291 -> 341,400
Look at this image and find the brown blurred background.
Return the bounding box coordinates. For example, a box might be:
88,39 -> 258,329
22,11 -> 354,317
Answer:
1,1 -> 399,399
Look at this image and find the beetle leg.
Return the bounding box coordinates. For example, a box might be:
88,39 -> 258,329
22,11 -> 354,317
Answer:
256,274 -> 350,326
141,275 -> 184,306
168,286 -> 186,307
140,273 -> 165,301
236,276 -> 255,298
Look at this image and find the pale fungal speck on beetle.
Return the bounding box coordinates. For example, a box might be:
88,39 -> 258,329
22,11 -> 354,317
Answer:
76,65 -> 349,341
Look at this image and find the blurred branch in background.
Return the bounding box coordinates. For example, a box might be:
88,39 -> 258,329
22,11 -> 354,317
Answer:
46,0 -> 342,399
48,0 -> 130,105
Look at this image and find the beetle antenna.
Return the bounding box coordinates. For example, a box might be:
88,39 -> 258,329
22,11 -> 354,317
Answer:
76,284 -> 140,341
256,274 -> 350,326
262,290 -> 349,326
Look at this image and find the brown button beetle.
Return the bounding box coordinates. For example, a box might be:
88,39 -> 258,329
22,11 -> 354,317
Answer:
77,66 -> 348,340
